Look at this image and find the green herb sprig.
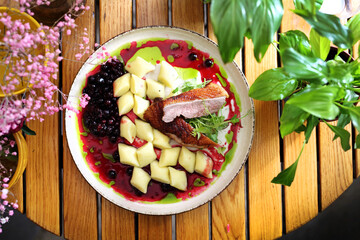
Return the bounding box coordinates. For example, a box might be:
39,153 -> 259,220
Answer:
172,79 -> 211,94
187,112 -> 239,143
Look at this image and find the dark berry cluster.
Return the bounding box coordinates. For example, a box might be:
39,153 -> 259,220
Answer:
82,58 -> 125,142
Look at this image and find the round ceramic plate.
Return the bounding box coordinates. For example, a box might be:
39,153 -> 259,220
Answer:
65,26 -> 255,215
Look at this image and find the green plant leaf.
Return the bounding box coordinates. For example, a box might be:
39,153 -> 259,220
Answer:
22,124 -> 36,135
293,0 -> 317,15
346,13 -> 360,45
324,121 -> 351,151
326,60 -> 354,86
249,68 -> 297,101
271,140 -> 306,186
337,113 -> 351,129
279,30 -> 312,57
286,86 -> 340,120
304,115 -> 319,143
272,158 -> 299,186
250,0 -> 283,62
295,124 -> 306,133
293,9 -> 353,49
282,48 -> 327,80
355,134 -> 360,149
343,106 -> 360,132
309,28 -> 330,60
210,0 -> 249,63
280,103 -> 310,138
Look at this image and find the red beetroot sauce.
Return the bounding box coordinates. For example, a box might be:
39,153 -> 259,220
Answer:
77,39 -> 241,202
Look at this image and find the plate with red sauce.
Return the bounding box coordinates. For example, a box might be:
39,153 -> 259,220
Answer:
65,26 -> 254,215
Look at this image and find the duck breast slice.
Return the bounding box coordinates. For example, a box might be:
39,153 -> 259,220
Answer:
144,99 -> 218,149
162,83 -> 229,123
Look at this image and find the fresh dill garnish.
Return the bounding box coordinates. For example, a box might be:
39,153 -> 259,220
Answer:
172,78 -> 211,94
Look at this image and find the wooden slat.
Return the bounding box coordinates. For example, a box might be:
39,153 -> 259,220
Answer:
99,0 -> 133,44
319,122 -> 353,209
62,1 -> 98,239
172,0 -> 204,33
355,42 -> 360,178
26,114 -> 60,235
177,205 -> 209,240
245,39 -> 282,239
136,0 -> 168,26
212,170 -> 245,239
281,1 -> 318,233
136,1 -> 172,239
172,1 -> 209,239
138,215 -> 172,239
208,9 -> 246,240
101,199 -> 135,240
283,133 -> 318,232
99,1 -> 135,240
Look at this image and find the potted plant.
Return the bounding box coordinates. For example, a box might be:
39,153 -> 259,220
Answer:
248,10 -> 360,186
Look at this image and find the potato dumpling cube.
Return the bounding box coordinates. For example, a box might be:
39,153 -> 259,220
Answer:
130,167 -> 151,194
130,74 -> 146,98
117,91 -> 134,116
137,142 -> 157,167
133,95 -> 149,120
195,151 -> 213,178
135,119 -> 154,142
157,61 -> 178,89
113,73 -> 130,97
179,146 -> 196,173
152,129 -> 171,149
125,56 -> 155,78
159,147 -> 181,167
169,167 -> 187,191
118,143 -> 139,167
150,161 -> 170,184
146,79 -> 165,99
120,116 -> 136,143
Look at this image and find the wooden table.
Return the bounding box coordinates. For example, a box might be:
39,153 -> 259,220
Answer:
10,1 -> 360,239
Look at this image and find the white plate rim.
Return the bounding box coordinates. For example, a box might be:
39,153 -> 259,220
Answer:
65,26 -> 255,215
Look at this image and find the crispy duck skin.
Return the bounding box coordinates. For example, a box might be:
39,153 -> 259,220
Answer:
144,99 -> 218,148
162,83 -> 229,122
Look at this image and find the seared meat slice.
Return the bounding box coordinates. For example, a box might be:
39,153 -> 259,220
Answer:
144,99 -> 218,148
162,83 -> 229,122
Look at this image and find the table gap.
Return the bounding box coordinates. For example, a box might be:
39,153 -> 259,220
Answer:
58,34 -> 65,237
172,215 -> 176,240
168,0 -> 172,26
132,0 -> 136,29
203,2 -> 208,38
132,1 -> 139,239
134,213 -> 139,240
95,0 -> 100,45
275,29 -> 286,235
94,1 -> 101,239
244,162 -> 249,240
97,193 -> 102,240
22,170 -> 27,214
316,125 -> 322,213
203,4 -> 212,240
351,126 -> 357,179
